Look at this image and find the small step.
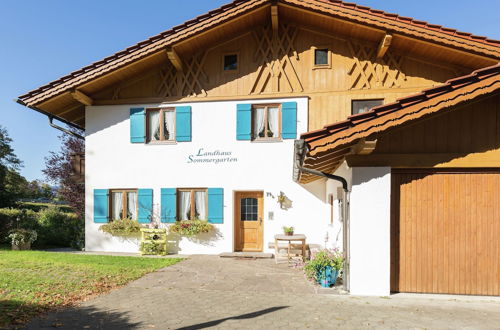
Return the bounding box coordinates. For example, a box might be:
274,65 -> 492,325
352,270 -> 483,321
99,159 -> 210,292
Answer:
219,252 -> 274,259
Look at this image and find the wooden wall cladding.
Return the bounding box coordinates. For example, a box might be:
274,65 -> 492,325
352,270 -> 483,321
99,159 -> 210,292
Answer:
93,24 -> 465,130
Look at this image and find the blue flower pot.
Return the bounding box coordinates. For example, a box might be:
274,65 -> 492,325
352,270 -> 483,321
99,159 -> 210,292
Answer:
317,266 -> 339,288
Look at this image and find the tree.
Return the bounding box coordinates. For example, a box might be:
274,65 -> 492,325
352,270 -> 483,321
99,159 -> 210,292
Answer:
43,128 -> 85,218
0,126 -> 23,207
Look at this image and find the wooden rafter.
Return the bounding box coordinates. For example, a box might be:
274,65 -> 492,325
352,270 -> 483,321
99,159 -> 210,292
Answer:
376,34 -> 392,59
271,5 -> 279,37
71,89 -> 93,106
166,47 -> 183,72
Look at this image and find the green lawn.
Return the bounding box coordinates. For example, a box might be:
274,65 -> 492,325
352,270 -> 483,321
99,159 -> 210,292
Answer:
0,249 -> 182,328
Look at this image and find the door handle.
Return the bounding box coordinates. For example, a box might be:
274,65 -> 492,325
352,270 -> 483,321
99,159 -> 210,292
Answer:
259,217 -> 263,224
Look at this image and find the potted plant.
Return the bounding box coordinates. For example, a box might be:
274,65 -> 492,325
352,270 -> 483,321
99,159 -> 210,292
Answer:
304,248 -> 344,288
283,226 -> 294,236
9,229 -> 37,250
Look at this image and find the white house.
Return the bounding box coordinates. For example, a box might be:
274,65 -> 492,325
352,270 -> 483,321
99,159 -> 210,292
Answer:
18,0 -> 500,296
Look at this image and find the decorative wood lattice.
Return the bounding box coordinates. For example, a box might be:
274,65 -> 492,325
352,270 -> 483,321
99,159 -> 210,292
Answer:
156,65 -> 177,98
348,41 -> 406,89
250,24 -> 303,94
178,52 -> 208,97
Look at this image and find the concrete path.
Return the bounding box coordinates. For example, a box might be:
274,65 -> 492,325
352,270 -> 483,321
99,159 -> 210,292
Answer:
26,255 -> 500,329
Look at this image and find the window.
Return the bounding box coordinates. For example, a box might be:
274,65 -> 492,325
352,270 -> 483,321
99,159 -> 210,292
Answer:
223,54 -> 238,71
252,104 -> 281,141
351,99 -> 384,115
146,108 -> 175,142
240,197 -> 258,221
178,189 -> 207,220
110,189 -> 138,221
312,46 -> 331,68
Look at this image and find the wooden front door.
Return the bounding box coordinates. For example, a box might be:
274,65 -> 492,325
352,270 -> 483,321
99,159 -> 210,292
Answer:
234,191 -> 263,252
391,169 -> 500,296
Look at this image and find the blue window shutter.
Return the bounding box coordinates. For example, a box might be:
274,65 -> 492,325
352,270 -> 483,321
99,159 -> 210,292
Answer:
94,189 -> 109,223
208,188 -> 223,224
161,188 -> 177,223
236,104 -> 252,140
176,106 -> 192,142
281,102 -> 297,139
137,189 -> 153,223
130,108 -> 146,143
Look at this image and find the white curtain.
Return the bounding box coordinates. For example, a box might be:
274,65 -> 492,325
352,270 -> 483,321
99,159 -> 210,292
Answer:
127,192 -> 138,220
195,191 -> 206,220
180,191 -> 191,220
148,110 -> 160,141
112,192 -> 123,220
253,107 -> 265,139
268,107 -> 279,138
163,110 -> 175,141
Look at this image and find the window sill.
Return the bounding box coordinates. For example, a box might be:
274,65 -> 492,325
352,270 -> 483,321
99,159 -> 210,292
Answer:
146,141 -> 177,145
312,64 -> 331,70
251,138 -> 283,143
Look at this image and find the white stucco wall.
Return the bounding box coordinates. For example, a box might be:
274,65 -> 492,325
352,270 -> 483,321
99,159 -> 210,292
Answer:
85,97 -> 333,254
349,167 -> 391,296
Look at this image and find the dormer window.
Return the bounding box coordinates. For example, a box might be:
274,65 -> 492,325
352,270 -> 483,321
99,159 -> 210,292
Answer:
146,108 -> 175,143
223,54 -> 238,71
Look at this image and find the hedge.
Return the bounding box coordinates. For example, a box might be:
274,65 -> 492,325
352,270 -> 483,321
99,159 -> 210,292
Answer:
0,207 -> 83,249
16,202 -> 74,213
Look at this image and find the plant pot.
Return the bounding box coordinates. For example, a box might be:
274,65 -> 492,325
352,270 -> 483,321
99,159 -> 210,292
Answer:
317,266 -> 339,288
12,243 -> 31,251
284,232 -> 294,236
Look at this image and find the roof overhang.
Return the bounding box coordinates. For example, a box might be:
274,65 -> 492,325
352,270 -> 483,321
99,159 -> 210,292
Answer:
16,0 -> 500,130
295,64 -> 500,184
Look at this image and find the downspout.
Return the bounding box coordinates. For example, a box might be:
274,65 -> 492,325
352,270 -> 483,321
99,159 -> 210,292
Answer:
294,139 -> 351,292
15,99 -> 85,140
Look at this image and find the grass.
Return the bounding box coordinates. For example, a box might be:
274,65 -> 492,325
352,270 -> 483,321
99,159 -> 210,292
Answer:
0,249 -> 182,328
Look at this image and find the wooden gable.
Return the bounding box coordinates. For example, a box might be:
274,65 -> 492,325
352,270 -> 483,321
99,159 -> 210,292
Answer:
18,0 -> 500,130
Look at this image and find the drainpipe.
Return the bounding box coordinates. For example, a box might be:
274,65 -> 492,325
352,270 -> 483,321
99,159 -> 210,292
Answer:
294,139 -> 351,292
15,99 -> 85,140
299,166 -> 351,292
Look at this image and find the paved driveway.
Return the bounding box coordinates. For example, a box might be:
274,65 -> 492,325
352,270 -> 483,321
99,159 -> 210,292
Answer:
27,255 -> 500,329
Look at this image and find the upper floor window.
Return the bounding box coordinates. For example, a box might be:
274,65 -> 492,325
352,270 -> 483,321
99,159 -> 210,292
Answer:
178,188 -> 207,220
351,99 -> 384,115
110,189 -> 137,221
146,108 -> 175,143
252,104 -> 281,141
312,46 -> 331,69
223,54 -> 238,71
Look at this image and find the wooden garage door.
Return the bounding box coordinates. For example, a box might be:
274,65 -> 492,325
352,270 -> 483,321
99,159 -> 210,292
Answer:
391,169 -> 500,296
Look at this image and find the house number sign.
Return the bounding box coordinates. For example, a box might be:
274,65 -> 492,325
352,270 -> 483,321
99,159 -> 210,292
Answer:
187,148 -> 238,164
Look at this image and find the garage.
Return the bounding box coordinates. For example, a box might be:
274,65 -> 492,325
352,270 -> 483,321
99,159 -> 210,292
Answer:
391,169 -> 500,296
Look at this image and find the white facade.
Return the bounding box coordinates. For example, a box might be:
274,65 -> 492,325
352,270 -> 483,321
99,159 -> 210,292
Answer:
85,97 -> 340,254
349,167 -> 391,296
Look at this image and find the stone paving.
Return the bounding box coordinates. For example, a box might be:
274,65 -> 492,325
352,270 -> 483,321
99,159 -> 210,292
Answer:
26,255 -> 500,329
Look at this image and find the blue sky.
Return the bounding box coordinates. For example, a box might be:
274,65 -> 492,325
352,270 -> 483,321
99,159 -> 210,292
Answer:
1,0 -> 499,181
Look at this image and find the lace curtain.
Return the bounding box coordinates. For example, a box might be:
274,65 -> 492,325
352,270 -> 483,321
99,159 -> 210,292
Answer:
163,110 -> 175,140
127,192 -> 138,220
112,192 -> 123,220
253,107 -> 265,138
267,107 -> 279,137
179,191 -> 191,220
195,191 -> 206,220
148,110 -> 160,141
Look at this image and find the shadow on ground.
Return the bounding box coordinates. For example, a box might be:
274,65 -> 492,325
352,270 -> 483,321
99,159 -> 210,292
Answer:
177,306 -> 289,330
24,305 -> 141,330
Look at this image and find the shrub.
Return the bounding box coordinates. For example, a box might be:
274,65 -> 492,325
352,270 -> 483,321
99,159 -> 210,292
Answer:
0,207 -> 83,249
99,218 -> 141,236
169,219 -> 214,237
16,202 -> 73,213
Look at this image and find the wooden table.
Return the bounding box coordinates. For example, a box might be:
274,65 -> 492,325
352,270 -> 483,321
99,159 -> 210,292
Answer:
274,234 -> 307,264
